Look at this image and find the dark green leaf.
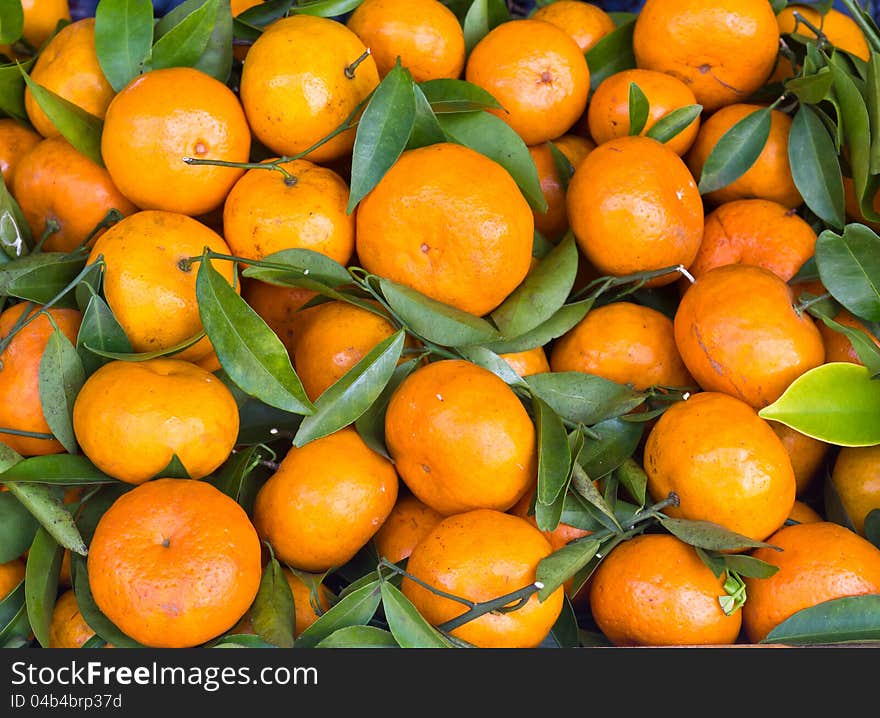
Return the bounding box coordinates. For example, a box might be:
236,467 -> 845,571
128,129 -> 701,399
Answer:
24,527 -> 63,647
533,395 -> 572,508
713,552 -> 779,580
293,330 -> 406,447
612,455 -> 648,508
627,81 -> 650,135
0,59 -> 33,123
380,580 -> 452,648
206,445 -> 263,501
155,0 -> 233,83
540,596 -> 579,648
197,257 -> 315,415
547,142 -> 574,194
76,292 -> 132,376
212,634 -> 277,648
236,0 -> 293,26
808,303 -> 880,375
0,172 -> 30,258
94,0 -> 155,92
645,104 -> 703,144
406,84 -> 446,150
577,420 -> 644,486
0,453 -> 119,485
419,78 -> 502,113
70,553 -> 144,648
455,345 -> 526,387
438,110 -> 547,213
785,67 -> 834,105
490,233 -> 578,340
0,252 -> 87,304
868,52 -> 880,174
697,107 -> 771,195
290,0 -> 365,17
865,509 -> 880,549
348,62 -> 416,212
658,515 -> 780,552
73,483 -> 132,545
525,371 -> 647,425
295,579 -> 382,648
0,581 -> 28,645
250,557 -> 295,648
378,277 -> 501,346
570,462 -> 621,531
462,0 -> 509,54
0,0 -> 23,44
38,327 -> 85,454
244,248 -> 352,289
584,19 -> 636,91
559,492 -> 608,532
483,298 -> 594,354
763,595 -> 880,645
233,394 -> 303,446
535,538 -> 601,602
816,224 -> 880,322
315,625 -> 398,648
788,105 -> 845,230
5,482 -> 87,556
150,0 -> 216,71
0,492 -> 38,562
155,453 -> 191,479
355,356 -> 421,457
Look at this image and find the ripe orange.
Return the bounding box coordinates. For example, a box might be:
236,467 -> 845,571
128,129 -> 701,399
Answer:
356,143 -> 534,316
0,119 -> 40,185
49,589 -> 96,648
401,508 -> 564,648
0,303 -> 81,456
550,301 -> 694,390
644,391 -> 797,543
770,422 -> 830,497
239,15 -> 379,163
346,0 -> 465,82
633,0 -> 779,114
531,1 -> 616,53
587,68 -> 701,156
566,135 -> 704,286
830,445 -> 880,537
19,0 -> 70,50
0,558 -> 25,599
12,136 -> 137,253
24,18 -> 114,139
101,67 -> 252,217
372,493 -> 445,564
589,533 -> 743,646
674,264 -> 825,409
240,278 -> 317,358
72,358 -> 240,485
530,135 -> 595,241
88,478 -> 263,649
687,104 -> 802,209
689,199 -> 817,283
86,210 -> 238,363
222,159 -> 355,267
465,19 -> 590,146
253,427 -> 399,573
818,309 -> 880,365
743,521 -> 880,642
788,500 -> 822,524
499,346 -> 551,378
384,359 -> 537,516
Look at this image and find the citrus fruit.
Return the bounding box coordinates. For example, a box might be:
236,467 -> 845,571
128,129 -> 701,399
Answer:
531,1 -> 616,53
0,118 -> 40,185
48,589 -> 97,649
499,346 -> 551,378
830,445 -> 880,537
372,493 -> 445,564
770,422 -> 830,497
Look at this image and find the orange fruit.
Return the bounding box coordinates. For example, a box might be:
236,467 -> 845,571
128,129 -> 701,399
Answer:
531,1 -> 616,53
346,0 -> 465,82
12,136 -> 137,253
0,119 -> 40,185
241,278 -> 318,358
0,302 -> 82,456
499,346 -> 551,378
384,359 -> 537,516
240,15 -> 379,164
253,427 -> 399,573
743,521 -> 880,642
633,0 -> 779,114
24,18 -> 115,139
291,300 -> 400,402
550,301 -> 694,390
49,589 -> 97,648
687,104 -> 803,209
72,358 -> 240,485
401,508 -> 565,648
530,135 -> 595,241
830,445 -> 880,537
674,264 -> 826,409
86,210 -> 238,363
644,391 -> 797,543
843,175 -> 880,232
372,493 -> 445,564
19,0 -> 70,50
465,18 -> 590,146
589,533 -> 743,646
770,422 -> 830,497
788,500 -> 822,524
587,68 -> 702,156
356,143 -> 534,316
88,479 -> 262,649
0,558 -> 25,599
818,308 -> 880,365
284,569 -> 332,637
101,67 -> 252,217
689,199 -> 817,283
222,158 -> 355,266
566,135 -> 704,286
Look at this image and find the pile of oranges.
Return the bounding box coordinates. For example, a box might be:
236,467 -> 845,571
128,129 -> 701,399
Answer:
1,0 -> 880,651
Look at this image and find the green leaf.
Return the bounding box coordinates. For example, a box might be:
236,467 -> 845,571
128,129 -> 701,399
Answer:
155,0 -> 233,83
354,356 -> 421,458
808,303 -> 880,375
150,0 -> 217,71
94,0 -> 155,92
788,105 -> 845,230
243,248 -> 353,290
196,257 -> 315,416
76,292 -> 132,376
540,596 -> 579,648
290,0 -> 365,17
784,68 -> 835,105
547,142 -> 574,194
0,168 -> 30,259
525,371 -> 647,426
295,579 -> 382,648
483,298 -> 594,354
759,362 -> 880,446
611,455 -> 648,508
570,462 -> 621,531
816,224 -> 880,322
379,580 -> 452,648
315,625 -> 398,648
438,110 -> 547,213
82,329 -> 206,363
348,62 -> 416,213
490,233 -> 578,340
658,516 -> 780,552
763,594 -> 880,645
696,550 -> 779,580
645,104 -> 703,144
418,78 -> 502,113
627,81 -> 650,135
155,453 -> 191,479
455,345 -> 526,388
462,0 -> 509,54
378,277 -> 501,346
0,491 -> 38,563
5,482 -> 88,556
293,330 -> 406,447
0,581 -> 29,646
70,552 -> 143,648
865,509 -> 880,550
867,52 -> 880,175
0,0 -> 23,45
697,107 -> 771,195
24,527 -> 63,647
38,327 -> 85,454
576,420 -> 644,486
19,71 -> 104,166
0,252 -> 87,304
406,84 -> 446,150
0,59 -> 33,123
533,395 -> 572,508
206,444 -> 263,501
250,556 -> 295,648
211,634 -> 277,648
535,538 -> 601,602
584,18 -> 636,92
0,453 -> 119,485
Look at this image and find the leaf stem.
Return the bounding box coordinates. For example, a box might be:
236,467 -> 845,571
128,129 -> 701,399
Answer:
0,427 -> 56,440
31,219 -> 60,254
